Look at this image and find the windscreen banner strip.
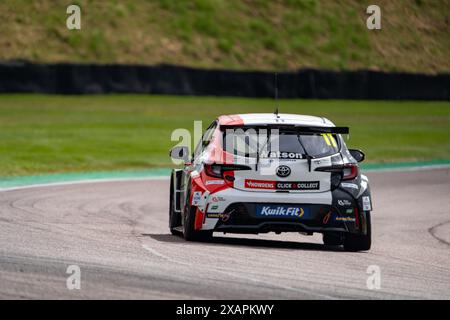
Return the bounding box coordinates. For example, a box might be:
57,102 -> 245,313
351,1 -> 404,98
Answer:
220,125 -> 349,134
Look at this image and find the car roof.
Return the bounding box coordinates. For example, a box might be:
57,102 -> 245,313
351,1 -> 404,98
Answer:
217,113 -> 335,127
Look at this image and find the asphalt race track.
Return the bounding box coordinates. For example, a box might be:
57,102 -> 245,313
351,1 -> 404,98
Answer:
0,168 -> 449,299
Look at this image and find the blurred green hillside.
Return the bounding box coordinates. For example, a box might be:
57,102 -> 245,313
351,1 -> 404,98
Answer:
0,0 -> 449,73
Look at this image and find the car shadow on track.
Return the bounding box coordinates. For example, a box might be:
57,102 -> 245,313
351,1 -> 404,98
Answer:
143,233 -> 344,252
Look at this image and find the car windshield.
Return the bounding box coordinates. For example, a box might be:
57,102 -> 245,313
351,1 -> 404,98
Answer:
222,129 -> 340,158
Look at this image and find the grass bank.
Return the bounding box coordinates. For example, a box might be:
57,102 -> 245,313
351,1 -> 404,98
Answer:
1,1 -> 449,73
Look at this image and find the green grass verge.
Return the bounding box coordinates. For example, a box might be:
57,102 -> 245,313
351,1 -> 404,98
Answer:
3,160 -> 450,190
0,94 -> 449,177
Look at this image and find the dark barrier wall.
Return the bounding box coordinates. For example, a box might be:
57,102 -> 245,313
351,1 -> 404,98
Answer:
0,61 -> 448,100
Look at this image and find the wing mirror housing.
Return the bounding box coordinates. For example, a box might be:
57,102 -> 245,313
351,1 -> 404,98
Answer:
169,146 -> 190,162
349,149 -> 365,163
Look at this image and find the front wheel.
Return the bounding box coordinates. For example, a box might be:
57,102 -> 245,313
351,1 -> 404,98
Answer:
343,212 -> 372,251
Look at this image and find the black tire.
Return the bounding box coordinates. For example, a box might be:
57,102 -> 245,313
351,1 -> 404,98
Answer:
183,189 -> 213,242
343,211 -> 372,251
322,233 -> 343,246
169,173 -> 181,235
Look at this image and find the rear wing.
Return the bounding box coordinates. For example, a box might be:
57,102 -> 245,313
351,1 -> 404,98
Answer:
220,124 -> 349,134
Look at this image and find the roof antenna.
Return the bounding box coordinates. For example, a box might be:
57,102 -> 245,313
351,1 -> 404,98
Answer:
274,72 -> 280,118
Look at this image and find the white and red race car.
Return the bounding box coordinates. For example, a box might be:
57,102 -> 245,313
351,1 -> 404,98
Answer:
169,113 -> 372,251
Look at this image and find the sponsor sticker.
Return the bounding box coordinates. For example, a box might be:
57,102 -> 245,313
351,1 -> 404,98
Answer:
245,179 -> 320,191
207,212 -> 230,221
206,213 -> 221,218
256,205 -> 310,219
362,196 -> 372,211
341,182 -> 359,190
338,199 -> 352,206
205,180 -> 225,185
335,216 -> 356,222
278,181 -> 320,190
245,179 -> 275,189
259,151 -> 304,159
192,191 -> 202,206
211,196 -> 226,202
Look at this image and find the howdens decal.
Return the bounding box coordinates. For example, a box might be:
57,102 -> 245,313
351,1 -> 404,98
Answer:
244,179 -> 320,190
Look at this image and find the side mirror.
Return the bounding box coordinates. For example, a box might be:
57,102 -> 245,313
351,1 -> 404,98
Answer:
169,146 -> 190,162
349,149 -> 365,162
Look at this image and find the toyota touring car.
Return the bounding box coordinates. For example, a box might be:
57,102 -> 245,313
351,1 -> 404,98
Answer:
169,113 -> 372,251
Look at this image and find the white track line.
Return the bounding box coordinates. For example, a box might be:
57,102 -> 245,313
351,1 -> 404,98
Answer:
141,244 -> 184,265
364,164 -> 450,173
0,176 -> 169,193
1,164 -> 448,193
